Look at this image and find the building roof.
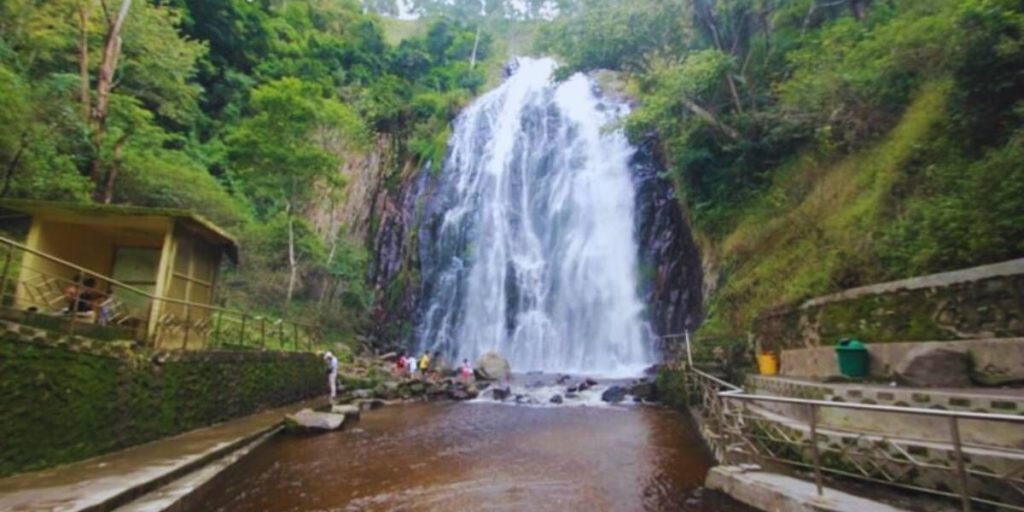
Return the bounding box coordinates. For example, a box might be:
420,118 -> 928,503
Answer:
0,199 -> 239,262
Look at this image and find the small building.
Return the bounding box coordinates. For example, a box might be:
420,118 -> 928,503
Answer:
0,199 -> 238,349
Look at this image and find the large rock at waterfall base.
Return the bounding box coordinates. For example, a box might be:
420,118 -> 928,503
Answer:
285,409 -> 345,433
475,352 -> 511,381
601,385 -> 628,403
896,346 -> 971,388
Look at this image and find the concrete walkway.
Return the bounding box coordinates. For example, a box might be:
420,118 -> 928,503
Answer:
0,399 -> 325,512
707,465 -> 912,512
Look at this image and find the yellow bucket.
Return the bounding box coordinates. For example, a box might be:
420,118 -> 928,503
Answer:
757,353 -> 779,376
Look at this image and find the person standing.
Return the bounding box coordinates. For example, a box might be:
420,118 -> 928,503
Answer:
459,358 -> 473,382
418,351 -> 431,378
323,351 -> 339,401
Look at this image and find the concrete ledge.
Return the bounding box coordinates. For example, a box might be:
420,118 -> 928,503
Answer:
706,465 -> 909,512
779,338 -> 1024,381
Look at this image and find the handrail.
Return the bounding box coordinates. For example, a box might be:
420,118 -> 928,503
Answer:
0,235 -> 319,350
5,238 -> 315,329
681,330 -> 1024,512
718,387 -> 1024,423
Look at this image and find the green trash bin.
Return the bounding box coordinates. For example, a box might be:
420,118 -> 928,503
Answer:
836,338 -> 869,378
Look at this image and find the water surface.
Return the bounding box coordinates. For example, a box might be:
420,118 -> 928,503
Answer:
194,402 -> 752,511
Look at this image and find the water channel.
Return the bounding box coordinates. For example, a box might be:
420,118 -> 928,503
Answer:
192,400 -> 752,511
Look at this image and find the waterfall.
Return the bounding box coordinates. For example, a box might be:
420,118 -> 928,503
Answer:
415,57 -> 657,376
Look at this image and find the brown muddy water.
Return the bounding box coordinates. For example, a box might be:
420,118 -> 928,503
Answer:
191,402 -> 753,512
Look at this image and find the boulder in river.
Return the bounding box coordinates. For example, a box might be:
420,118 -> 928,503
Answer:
601,385 -> 628,404
550,395 -> 564,404
629,382 -> 657,402
475,352 -> 512,381
896,346 -> 972,388
331,404 -> 361,421
492,387 -> 512,401
285,409 -> 345,433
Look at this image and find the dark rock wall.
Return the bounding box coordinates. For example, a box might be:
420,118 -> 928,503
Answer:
631,137 -> 705,341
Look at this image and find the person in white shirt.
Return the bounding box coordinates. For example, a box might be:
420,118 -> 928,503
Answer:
405,354 -> 418,378
323,351 -> 339,400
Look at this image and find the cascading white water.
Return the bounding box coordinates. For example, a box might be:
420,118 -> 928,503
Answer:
416,57 -> 654,376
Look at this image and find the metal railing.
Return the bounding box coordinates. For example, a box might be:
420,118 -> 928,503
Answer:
679,332 -> 1024,512
0,235 -> 319,352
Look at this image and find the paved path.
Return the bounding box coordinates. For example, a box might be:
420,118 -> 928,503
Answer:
0,399 -> 325,512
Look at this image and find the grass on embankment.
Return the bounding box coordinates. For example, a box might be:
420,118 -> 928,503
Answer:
698,81 -> 1024,336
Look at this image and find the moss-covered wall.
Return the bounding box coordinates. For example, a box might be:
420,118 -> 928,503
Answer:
753,260 -> 1024,351
0,327 -> 323,477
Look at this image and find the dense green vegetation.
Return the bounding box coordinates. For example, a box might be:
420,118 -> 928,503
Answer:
539,0 -> 1024,334
0,0 -> 493,340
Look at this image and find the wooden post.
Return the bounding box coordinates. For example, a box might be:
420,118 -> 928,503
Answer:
0,244 -> 13,307
181,304 -> 191,351
68,274 -> 84,335
260,317 -> 266,350
239,313 -> 247,347
213,310 -> 222,349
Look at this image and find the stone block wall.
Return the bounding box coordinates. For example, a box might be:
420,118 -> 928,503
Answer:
753,259 -> 1024,352
0,323 -> 325,477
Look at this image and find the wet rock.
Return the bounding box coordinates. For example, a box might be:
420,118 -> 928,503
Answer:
601,385 -> 628,403
556,375 -> 572,385
475,352 -> 511,381
515,394 -> 537,405
549,395 -> 563,404
565,392 -> 579,399
285,409 -> 345,433
357,399 -> 385,411
330,404 -> 361,421
896,346 -> 971,388
585,378 -> 598,387
492,387 -> 512,401
629,382 -> 657,402
407,381 -> 427,394
352,389 -> 373,399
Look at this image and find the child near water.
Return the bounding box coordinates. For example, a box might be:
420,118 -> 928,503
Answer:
459,359 -> 473,382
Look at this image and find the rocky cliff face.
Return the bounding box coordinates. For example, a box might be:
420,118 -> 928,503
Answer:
631,137 -> 705,339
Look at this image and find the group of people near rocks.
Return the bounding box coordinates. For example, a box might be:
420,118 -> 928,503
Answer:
391,351 -> 473,381
320,348 -> 480,401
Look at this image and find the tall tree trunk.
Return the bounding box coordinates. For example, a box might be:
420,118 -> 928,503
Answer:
77,2 -> 91,120
285,202 -> 298,309
1,133 -> 29,198
694,0 -> 745,116
89,0 -> 132,191
469,25 -> 482,70
100,134 -> 127,203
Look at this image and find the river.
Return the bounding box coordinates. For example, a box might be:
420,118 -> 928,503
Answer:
192,401 -> 752,511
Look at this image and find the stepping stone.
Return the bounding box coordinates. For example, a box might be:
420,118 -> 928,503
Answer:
284,409 -> 345,433
331,404 -> 361,421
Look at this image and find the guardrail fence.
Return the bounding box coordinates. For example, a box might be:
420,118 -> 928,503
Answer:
676,332 -> 1024,512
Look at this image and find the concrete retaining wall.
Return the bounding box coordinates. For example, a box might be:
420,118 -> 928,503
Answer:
753,258 -> 1024,352
779,338 -> 1024,382
0,322 -> 324,477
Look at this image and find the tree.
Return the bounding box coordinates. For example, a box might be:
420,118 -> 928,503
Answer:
228,78 -> 361,306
